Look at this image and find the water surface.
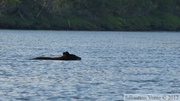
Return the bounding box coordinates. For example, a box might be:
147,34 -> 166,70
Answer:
0,30 -> 180,101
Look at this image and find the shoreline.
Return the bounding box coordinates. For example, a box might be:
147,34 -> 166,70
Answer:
1,28 -> 180,32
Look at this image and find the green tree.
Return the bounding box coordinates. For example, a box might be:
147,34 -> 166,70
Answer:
0,0 -> 20,13
113,0 -> 155,17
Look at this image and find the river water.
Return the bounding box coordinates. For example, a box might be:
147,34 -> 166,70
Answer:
0,30 -> 180,101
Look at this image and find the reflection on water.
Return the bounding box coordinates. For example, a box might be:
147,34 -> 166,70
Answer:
0,30 -> 180,100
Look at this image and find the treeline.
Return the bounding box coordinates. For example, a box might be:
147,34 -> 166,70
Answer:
0,0 -> 180,31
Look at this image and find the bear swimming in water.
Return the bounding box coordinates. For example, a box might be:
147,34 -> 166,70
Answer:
33,51 -> 81,60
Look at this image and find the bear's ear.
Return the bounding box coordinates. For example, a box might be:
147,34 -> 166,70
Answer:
66,51 -> 69,54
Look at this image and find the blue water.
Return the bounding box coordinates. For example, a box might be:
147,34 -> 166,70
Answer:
0,30 -> 180,101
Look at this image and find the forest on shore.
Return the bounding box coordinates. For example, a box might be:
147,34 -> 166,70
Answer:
1,0 -> 180,31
